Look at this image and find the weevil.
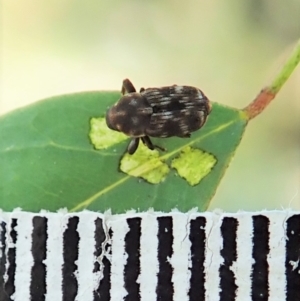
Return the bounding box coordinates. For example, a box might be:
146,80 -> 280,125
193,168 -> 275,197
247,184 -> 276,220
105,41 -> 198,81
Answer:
106,79 -> 212,155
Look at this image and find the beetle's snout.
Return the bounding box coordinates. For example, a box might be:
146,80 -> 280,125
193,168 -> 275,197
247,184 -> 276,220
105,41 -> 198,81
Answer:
106,103 -> 129,133
105,107 -> 118,131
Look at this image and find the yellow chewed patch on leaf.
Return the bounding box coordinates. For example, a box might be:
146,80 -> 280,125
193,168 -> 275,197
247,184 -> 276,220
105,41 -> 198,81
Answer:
171,146 -> 217,186
120,143 -> 170,184
89,117 -> 127,149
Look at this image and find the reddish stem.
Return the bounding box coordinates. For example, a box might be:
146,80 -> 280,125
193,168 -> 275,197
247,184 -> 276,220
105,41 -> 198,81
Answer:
243,88 -> 275,120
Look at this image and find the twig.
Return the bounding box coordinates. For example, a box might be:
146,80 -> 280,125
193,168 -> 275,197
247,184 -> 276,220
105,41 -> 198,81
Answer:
244,40 -> 300,120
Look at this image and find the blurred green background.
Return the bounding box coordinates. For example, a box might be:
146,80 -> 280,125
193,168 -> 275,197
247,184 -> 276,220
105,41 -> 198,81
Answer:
1,0 -> 299,211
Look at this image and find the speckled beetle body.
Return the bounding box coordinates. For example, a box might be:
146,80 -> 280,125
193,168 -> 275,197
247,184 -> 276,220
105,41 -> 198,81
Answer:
106,79 -> 212,155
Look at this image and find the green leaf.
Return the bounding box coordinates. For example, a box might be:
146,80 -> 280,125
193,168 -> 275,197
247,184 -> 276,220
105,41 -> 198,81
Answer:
0,91 -> 247,213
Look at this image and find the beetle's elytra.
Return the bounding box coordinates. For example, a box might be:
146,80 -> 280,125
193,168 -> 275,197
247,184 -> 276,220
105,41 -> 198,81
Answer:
106,79 -> 212,155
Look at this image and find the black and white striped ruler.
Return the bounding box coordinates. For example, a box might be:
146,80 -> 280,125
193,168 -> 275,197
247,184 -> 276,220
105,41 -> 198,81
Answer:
0,211 -> 299,301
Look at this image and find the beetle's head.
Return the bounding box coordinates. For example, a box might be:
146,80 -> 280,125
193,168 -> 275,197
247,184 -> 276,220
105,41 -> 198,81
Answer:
106,93 -> 151,137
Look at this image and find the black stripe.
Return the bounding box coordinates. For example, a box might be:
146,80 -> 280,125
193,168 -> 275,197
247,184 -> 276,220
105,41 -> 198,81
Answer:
220,217 -> 238,301
0,221 -> 9,301
96,228 -> 112,301
124,218 -> 141,301
156,216 -> 174,301
4,219 -> 17,299
188,216 -> 206,301
251,215 -> 270,301
30,216 -> 47,301
285,214 -> 300,301
93,218 -> 106,301
62,216 -> 79,301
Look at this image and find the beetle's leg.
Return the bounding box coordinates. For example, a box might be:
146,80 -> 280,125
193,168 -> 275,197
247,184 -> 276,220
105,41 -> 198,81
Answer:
140,87 -> 145,92
127,138 -> 140,155
122,79 -> 136,95
141,136 -> 166,152
141,136 -> 154,150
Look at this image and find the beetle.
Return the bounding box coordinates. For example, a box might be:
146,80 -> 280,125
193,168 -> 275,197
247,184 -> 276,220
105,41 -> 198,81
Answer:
106,79 -> 212,155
